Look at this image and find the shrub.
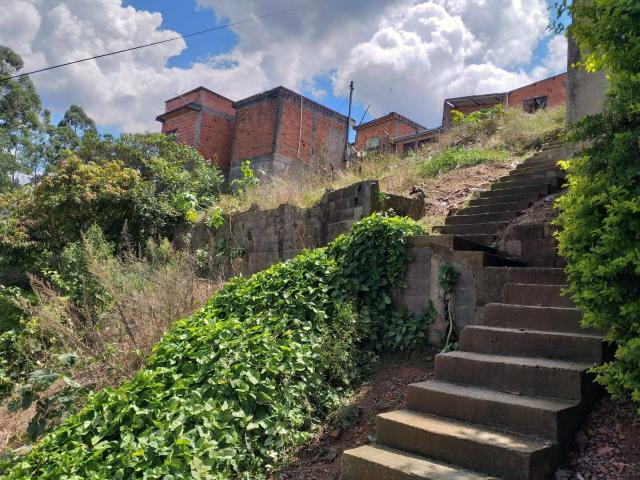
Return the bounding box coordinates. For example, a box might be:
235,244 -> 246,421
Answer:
553,2 -> 640,408
0,214 -> 425,479
420,147 -> 509,178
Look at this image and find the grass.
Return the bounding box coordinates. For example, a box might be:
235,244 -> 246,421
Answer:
212,106 -> 565,218
419,147 -> 510,178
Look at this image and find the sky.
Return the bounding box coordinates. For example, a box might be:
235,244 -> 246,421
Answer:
0,0 -> 569,135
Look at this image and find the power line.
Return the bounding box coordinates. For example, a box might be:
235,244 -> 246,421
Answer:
1,0 -> 330,82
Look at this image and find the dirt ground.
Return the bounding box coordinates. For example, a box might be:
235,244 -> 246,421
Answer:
413,160 -> 515,217
555,397 -> 640,480
270,351 -> 435,480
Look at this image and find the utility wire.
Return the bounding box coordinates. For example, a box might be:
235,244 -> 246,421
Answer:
1,0 -> 330,82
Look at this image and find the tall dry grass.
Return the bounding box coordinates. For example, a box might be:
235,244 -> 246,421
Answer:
214,106 -> 565,215
20,247 -> 221,388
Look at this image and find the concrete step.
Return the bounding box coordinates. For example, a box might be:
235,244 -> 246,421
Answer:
376,410 -> 555,480
434,351 -> 595,401
445,211 -> 521,225
503,166 -> 564,181
526,150 -> 565,162
481,303 -> 588,334
502,283 -> 574,308
457,201 -> 533,216
407,380 -> 581,443
482,267 -> 567,285
479,183 -> 553,200
459,326 -> 605,363
492,176 -> 562,191
542,141 -> 563,150
457,234 -> 497,246
515,158 -> 560,172
411,235 -> 497,254
435,222 -> 507,235
342,445 -> 495,480
468,192 -> 542,207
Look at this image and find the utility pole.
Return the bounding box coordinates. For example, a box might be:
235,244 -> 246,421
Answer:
344,81 -> 354,163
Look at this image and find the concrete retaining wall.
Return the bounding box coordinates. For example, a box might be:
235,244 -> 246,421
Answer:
175,180 -> 424,277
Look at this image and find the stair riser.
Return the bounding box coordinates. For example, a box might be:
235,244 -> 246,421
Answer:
483,267 -> 567,285
460,327 -> 605,364
515,159 -> 561,172
479,184 -> 552,199
482,304 -> 587,334
446,211 -> 521,225
493,176 -> 562,191
458,201 -> 533,216
406,384 -> 578,442
434,354 -> 593,401
376,416 -> 555,480
341,455 -> 423,480
436,223 -> 506,235
503,167 -> 564,181
502,284 -> 575,308
468,192 -> 542,207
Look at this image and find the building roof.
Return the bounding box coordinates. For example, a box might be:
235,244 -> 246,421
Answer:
392,127 -> 443,144
164,86 -> 234,105
444,93 -> 507,109
233,86 -> 350,123
156,102 -> 202,123
354,112 -> 426,132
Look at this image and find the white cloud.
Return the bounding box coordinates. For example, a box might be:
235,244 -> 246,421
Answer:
0,0 -> 567,132
0,0 -> 269,131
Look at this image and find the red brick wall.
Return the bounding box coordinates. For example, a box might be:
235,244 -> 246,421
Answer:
277,96 -> 346,167
355,119 -> 395,151
507,73 -> 567,110
161,110 -> 198,146
232,98 -> 277,163
160,88 -> 236,175
200,113 -> 235,174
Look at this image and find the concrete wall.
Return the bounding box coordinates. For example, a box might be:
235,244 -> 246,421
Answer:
176,180 -> 425,277
567,36 -> 609,123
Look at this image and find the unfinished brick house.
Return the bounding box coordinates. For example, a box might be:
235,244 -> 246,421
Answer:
442,72 -> 568,125
156,87 -> 236,176
230,86 -> 349,181
353,112 -> 426,156
157,86 -> 349,181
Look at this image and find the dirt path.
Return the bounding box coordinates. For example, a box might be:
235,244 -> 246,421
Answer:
270,351 -> 435,480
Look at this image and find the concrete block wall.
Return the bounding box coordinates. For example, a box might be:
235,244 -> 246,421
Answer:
497,222 -> 565,268
176,180 -> 425,278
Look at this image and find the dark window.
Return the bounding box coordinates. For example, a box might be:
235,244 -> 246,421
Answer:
166,129 -> 178,139
523,96 -> 548,113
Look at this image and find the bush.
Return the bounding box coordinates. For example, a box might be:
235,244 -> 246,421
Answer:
0,214 -> 425,479
420,147 -> 509,178
553,2 -> 640,408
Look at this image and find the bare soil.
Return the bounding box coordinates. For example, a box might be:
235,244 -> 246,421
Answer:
270,351 -> 435,480
413,161 -> 515,217
555,396 -> 640,480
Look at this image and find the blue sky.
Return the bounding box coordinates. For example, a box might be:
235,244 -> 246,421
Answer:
1,0 -> 570,135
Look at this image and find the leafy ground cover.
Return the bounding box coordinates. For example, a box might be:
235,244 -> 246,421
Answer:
0,214 -> 426,479
419,147 -> 509,178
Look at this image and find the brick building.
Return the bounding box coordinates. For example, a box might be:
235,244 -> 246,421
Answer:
353,112 -> 426,155
230,86 -> 349,181
442,72 -> 568,125
157,86 -> 349,181
156,87 -> 236,175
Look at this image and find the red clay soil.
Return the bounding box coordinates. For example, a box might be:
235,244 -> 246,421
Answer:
270,351 -> 435,480
555,396 -> 640,480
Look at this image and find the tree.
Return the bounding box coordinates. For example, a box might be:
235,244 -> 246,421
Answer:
0,46 -> 42,190
553,1 -> 640,409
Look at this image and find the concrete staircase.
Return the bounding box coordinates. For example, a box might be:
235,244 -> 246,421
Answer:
433,140 -> 567,246
341,142 -> 606,480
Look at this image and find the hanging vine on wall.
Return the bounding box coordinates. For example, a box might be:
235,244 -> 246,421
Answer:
439,264 -> 460,353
